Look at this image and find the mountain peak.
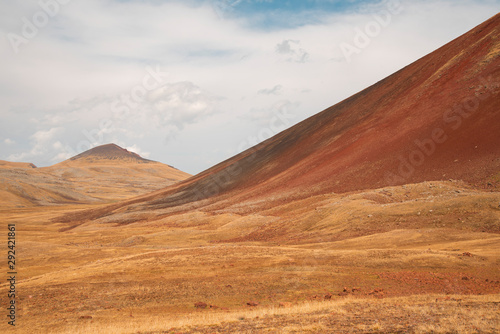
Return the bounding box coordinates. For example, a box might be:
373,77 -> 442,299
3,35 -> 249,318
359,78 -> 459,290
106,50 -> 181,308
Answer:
69,143 -> 153,163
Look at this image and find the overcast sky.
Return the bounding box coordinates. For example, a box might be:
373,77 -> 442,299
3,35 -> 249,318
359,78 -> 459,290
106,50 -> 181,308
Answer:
1,0 -> 498,174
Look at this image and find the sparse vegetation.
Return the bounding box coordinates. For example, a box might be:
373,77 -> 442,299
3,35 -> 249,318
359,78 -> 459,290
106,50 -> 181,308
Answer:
0,181 -> 498,333
51,295 -> 500,333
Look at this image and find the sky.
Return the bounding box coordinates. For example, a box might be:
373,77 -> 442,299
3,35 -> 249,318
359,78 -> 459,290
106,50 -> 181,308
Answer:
1,0 -> 499,175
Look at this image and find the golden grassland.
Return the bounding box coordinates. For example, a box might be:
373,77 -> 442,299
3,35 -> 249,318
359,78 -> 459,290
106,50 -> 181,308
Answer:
0,180 -> 498,333
58,294 -> 500,334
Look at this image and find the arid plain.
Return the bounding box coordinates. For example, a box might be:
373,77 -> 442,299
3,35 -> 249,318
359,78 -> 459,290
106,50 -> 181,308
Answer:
1,13 -> 500,334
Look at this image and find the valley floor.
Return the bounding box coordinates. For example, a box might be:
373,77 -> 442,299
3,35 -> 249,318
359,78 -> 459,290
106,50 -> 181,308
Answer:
97,295 -> 499,334
0,181 -> 499,333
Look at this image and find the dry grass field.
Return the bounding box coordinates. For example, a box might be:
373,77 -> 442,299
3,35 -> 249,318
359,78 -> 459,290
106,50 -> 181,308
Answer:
0,180 -> 498,333
57,295 -> 500,334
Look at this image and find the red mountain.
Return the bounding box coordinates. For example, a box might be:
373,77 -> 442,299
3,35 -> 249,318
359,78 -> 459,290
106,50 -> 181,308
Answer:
59,13 -> 500,222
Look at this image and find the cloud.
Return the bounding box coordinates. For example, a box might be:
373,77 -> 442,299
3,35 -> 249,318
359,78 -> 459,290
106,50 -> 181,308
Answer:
212,0 -> 244,19
275,39 -> 309,63
146,81 -> 221,131
8,127 -> 65,162
3,138 -> 15,145
258,84 -> 283,95
50,141 -> 71,162
18,78 -> 223,160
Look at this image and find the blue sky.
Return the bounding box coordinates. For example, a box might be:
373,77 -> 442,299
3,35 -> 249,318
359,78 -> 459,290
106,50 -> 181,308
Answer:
1,0 -> 499,174
214,0 -> 370,27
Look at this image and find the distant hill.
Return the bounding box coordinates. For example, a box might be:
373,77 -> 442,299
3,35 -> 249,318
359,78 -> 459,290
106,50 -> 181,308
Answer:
0,144 -> 191,208
67,143 -> 153,163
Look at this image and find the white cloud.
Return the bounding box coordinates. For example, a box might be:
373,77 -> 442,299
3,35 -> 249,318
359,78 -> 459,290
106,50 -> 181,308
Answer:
146,81 -> 221,130
3,138 -> 15,145
8,127 -> 65,162
275,39 -> 310,63
258,85 -> 283,95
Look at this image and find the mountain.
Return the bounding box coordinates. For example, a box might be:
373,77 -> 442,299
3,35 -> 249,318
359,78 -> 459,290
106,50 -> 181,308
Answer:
0,144 -> 191,208
66,13 -> 500,225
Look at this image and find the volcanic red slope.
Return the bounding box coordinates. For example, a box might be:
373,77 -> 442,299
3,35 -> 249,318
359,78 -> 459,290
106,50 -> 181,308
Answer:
62,13 -> 500,221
